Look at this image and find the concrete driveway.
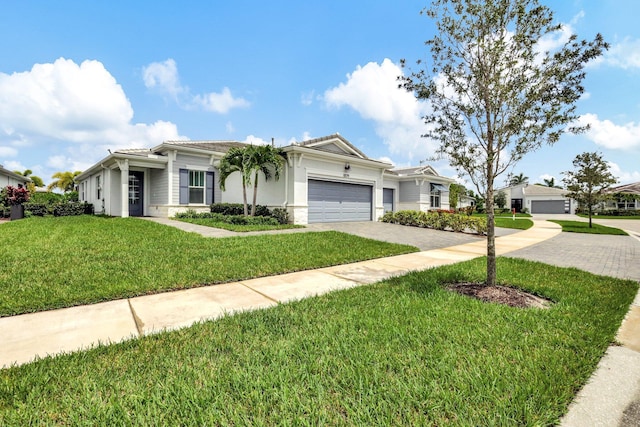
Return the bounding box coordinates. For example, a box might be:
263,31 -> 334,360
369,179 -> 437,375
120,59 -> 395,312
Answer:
306,221 -> 515,251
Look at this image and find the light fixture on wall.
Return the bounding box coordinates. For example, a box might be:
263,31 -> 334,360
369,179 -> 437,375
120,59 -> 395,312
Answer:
344,162 -> 351,171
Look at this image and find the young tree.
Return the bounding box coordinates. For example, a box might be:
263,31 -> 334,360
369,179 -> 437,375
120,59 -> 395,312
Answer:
448,183 -> 467,209
245,145 -> 286,216
401,0 -> 607,286
494,190 -> 507,210
562,152 -> 617,227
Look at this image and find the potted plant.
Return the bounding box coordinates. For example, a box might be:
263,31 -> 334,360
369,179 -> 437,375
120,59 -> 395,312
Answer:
4,185 -> 30,220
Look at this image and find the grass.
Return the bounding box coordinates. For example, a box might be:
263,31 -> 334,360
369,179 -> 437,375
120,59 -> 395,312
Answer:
175,217 -> 304,232
549,220 -> 628,235
0,257 -> 636,425
471,212 -> 534,230
494,217 -> 533,230
0,216 -> 416,317
577,213 -> 640,220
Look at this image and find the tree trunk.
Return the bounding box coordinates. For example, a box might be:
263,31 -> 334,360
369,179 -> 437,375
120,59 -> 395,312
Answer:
486,186 -> 497,287
242,183 -> 248,216
251,173 -> 258,216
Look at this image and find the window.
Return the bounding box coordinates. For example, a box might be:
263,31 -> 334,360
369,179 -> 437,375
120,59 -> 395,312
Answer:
80,182 -> 85,201
96,175 -> 102,200
430,183 -> 441,208
189,170 -> 205,204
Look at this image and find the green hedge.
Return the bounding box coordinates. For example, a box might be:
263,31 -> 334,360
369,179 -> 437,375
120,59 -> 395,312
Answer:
380,210 -> 487,235
206,203 -> 289,224
175,210 -> 279,226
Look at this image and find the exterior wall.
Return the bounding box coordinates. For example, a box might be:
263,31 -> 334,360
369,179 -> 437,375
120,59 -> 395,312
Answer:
78,170 -> 107,214
1,173 -> 28,188
150,168 -> 168,205
524,194 -> 574,214
286,152 -> 385,224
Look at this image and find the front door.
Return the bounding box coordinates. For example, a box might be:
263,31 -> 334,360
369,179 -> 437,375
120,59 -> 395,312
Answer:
128,171 -> 144,217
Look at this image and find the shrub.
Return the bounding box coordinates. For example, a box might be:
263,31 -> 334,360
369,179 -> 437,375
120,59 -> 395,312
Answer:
2,185 -> 30,205
380,210 -> 487,235
53,202 -> 93,217
23,203 -> 49,216
271,207 -> 289,224
210,203 -> 272,217
30,192 -> 65,205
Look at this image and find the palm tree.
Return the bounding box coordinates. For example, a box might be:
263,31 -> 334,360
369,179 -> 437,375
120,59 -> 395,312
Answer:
47,171 -> 82,193
218,147 -> 253,216
245,145 -> 286,216
13,169 -> 44,187
508,172 -> 529,187
543,177 -> 556,188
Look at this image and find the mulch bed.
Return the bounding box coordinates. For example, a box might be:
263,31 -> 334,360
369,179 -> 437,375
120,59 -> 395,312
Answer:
447,282 -> 552,309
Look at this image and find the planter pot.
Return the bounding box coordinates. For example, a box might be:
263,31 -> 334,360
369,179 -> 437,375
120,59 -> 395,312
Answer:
10,204 -> 24,221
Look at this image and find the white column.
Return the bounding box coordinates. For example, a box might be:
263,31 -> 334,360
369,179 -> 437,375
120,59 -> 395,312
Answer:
118,160 -> 129,218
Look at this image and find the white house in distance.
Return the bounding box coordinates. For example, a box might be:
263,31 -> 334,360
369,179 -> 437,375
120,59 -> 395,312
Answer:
76,134 -> 455,224
0,165 -> 30,188
499,182 -> 574,214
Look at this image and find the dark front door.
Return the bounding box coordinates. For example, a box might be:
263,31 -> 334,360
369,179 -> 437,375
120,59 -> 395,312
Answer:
128,171 -> 144,217
511,198 -> 523,213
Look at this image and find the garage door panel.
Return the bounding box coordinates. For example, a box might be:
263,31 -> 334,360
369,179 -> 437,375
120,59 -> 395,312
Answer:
308,179 -> 372,223
531,200 -> 567,214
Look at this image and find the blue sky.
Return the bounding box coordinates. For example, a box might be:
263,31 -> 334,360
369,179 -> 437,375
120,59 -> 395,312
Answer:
1,0 -> 639,189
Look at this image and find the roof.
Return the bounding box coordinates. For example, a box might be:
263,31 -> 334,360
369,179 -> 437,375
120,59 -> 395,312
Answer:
159,140 -> 248,154
0,165 -> 32,183
608,182 -> 640,195
522,184 -> 568,196
294,133 -> 369,159
390,165 -> 438,176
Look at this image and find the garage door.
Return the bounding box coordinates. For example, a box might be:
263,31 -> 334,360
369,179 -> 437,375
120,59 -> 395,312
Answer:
531,200 -> 567,214
308,179 -> 372,223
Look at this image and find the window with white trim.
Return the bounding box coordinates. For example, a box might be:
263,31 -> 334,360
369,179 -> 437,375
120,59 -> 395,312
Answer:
96,175 -> 102,200
189,170 -> 205,203
430,183 -> 441,208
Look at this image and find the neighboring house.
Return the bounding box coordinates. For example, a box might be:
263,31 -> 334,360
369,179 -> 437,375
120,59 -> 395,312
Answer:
500,183 -> 574,214
76,134 -> 454,224
605,182 -> 640,210
0,165 -> 31,188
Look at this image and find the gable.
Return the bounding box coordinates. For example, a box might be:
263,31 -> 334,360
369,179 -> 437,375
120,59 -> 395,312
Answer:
298,134 -> 368,159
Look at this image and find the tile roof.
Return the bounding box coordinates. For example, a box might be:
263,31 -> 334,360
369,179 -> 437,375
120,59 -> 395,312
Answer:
161,140 -> 248,153
608,182 -> 640,195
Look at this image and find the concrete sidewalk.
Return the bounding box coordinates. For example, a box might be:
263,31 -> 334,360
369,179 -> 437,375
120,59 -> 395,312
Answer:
1,218 -> 638,426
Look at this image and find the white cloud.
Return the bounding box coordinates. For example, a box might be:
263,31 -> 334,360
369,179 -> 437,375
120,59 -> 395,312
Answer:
323,58 -> 436,162
1,160 -> 25,171
594,37 -> 640,70
142,58 -> 182,98
301,90 -> 315,106
243,135 -> 270,145
226,121 -> 235,133
0,146 -> 17,157
577,113 -> 640,150
143,59 -> 250,114
0,57 -> 185,176
608,162 -> 640,184
536,22 -> 574,55
193,87 -> 250,114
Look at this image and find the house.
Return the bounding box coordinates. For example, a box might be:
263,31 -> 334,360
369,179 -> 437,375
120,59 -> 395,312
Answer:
499,183 -> 574,214
75,134 -> 454,224
605,182 -> 640,211
0,165 -> 31,188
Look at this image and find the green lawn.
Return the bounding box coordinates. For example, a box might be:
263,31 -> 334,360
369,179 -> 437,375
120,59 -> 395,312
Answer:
0,257 -> 636,425
175,217 -> 304,232
549,220 -> 628,235
0,216 -> 416,317
494,217 -> 533,230
577,213 -> 640,220
471,213 -> 533,230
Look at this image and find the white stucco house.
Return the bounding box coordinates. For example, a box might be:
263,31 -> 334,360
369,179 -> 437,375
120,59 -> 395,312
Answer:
0,165 -> 31,188
499,183 -> 574,214
76,134 -> 454,224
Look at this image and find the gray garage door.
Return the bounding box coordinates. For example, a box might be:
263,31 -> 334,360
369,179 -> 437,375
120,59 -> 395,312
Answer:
308,179 -> 372,223
531,200 -> 567,214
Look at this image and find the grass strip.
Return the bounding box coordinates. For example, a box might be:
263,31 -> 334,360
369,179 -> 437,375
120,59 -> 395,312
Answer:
576,213 -> 640,220
175,217 -> 304,232
494,217 -> 533,230
549,220 -> 628,235
0,257 -> 636,425
0,216 -> 416,317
